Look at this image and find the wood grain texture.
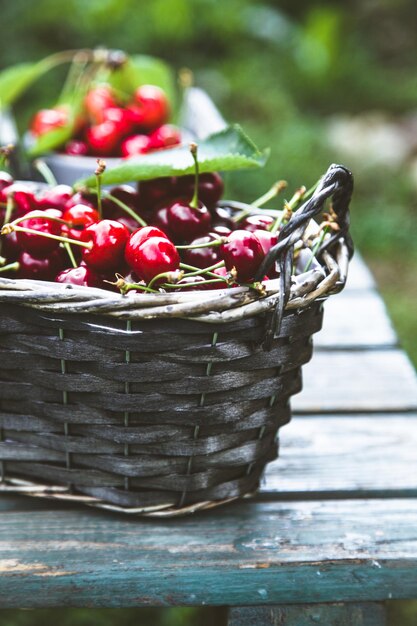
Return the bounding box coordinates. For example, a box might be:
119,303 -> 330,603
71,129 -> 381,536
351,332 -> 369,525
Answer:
316,291 -> 397,349
0,499 -> 416,608
262,414 -> 417,497
294,349 -> 417,413
228,603 -> 386,626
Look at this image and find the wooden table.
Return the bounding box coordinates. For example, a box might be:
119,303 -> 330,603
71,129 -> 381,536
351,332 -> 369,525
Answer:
1,254 -> 416,625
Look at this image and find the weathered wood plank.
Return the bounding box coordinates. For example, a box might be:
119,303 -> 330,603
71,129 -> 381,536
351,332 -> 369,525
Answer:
262,414 -> 417,497
294,349 -> 417,413
228,603 -> 386,626
0,498 -> 417,608
345,254 -> 376,291
316,291 -> 397,349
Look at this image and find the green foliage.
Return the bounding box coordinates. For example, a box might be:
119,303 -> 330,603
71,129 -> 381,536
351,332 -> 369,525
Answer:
108,55 -> 177,107
77,125 -> 269,188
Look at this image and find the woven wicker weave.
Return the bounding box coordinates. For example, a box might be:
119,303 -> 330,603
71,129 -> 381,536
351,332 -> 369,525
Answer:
0,164 -> 353,516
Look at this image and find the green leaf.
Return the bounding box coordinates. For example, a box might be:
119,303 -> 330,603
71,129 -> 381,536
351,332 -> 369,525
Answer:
76,125 -> 269,189
0,62 -> 49,108
27,124 -> 74,158
108,55 -> 177,106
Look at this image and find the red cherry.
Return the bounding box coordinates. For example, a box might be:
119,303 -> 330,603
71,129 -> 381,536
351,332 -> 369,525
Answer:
181,234 -> 221,269
102,185 -> 141,219
211,224 -> 232,237
102,107 -> 135,138
151,205 -> 174,239
62,204 -> 100,241
64,191 -> 96,211
18,248 -> 65,280
56,265 -> 102,288
125,226 -> 169,270
37,185 -> 73,211
131,85 -> 170,131
2,231 -> 21,262
176,172 -> 224,207
85,86 -> 117,124
253,230 -> 279,278
126,235 -> 179,283
64,140 -> 89,156
121,134 -> 152,158
166,199 -> 212,242
16,209 -> 63,258
86,122 -> 120,156
220,230 -> 265,282
139,177 -> 176,210
81,219 -> 129,272
0,171 -> 13,193
117,215 -> 141,232
210,206 -> 234,231
0,183 -> 38,217
241,214 -> 274,232
148,125 -> 181,150
31,108 -> 68,137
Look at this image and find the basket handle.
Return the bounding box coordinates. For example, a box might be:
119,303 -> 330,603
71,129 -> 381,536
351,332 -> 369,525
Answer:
256,163 -> 354,350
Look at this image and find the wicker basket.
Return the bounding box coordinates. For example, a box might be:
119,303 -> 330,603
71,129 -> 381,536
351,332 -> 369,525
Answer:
0,164 -> 353,516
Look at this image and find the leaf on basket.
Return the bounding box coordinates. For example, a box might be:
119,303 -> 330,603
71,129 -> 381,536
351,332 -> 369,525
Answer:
76,125 -> 270,188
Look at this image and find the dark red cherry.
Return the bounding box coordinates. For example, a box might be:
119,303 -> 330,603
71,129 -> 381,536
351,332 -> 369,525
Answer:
181,234 -> 221,269
126,236 -> 179,283
139,177 -> 177,210
37,185 -> 73,211
211,224 -> 232,237
86,122 -> 120,156
211,206 -> 234,231
121,134 -> 152,158
176,172 -> 224,207
55,265 -> 102,288
16,209 -> 63,258
130,85 -> 169,131
64,140 -> 89,156
220,230 -> 265,282
0,183 -> 38,217
117,215 -> 141,232
85,85 -> 117,124
1,230 -> 21,262
253,229 -> 279,278
241,214 -> 274,232
166,199 -> 212,242
148,124 -> 181,149
62,204 -> 100,241
81,219 -> 129,272
151,205 -> 175,239
102,185 -> 140,219
18,248 -> 65,280
0,171 -> 13,193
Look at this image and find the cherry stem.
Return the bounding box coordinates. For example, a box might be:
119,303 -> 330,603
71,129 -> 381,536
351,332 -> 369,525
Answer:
105,193 -> 147,227
63,242 -> 77,268
0,261 -> 19,274
180,260 -> 225,280
33,159 -> 58,187
189,142 -> 200,210
0,144 -> 14,170
113,278 -> 158,294
233,180 -> 287,223
303,228 -> 328,273
95,159 -> 106,220
1,224 -> 92,249
0,194 -> 15,258
162,277 -> 228,289
9,212 -> 70,228
176,238 -> 224,250
147,270 -> 184,290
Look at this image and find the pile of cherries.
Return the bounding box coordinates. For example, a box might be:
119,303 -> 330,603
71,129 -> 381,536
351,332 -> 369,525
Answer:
30,83 -> 181,158
0,148 -> 284,293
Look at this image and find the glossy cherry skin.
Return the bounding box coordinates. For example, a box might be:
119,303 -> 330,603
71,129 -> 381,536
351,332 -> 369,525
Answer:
220,230 -> 265,282
241,214 -> 274,232
125,226 -> 169,269
62,204 -> 100,241
64,191 -> 96,211
166,199 -> 212,242
64,140 -> 89,156
253,229 -> 279,278
37,185 -> 73,211
150,205 -> 175,239
31,107 -> 68,136
121,134 -> 152,158
148,124 -> 181,149
126,236 -> 179,283
85,85 -> 117,124
102,107 -> 135,138
130,85 -> 169,131
81,219 -> 130,272
176,172 -> 224,207
0,171 -> 13,193
16,209 -> 63,258
55,265 -> 102,288
0,183 -> 38,217
86,121 -> 120,156
139,177 -> 176,210
102,185 -> 141,219
18,248 -> 65,280
181,234 -> 221,269
1,231 -> 21,262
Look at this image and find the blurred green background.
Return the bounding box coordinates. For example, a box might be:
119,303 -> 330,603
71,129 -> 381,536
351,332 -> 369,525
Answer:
0,0 -> 416,624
